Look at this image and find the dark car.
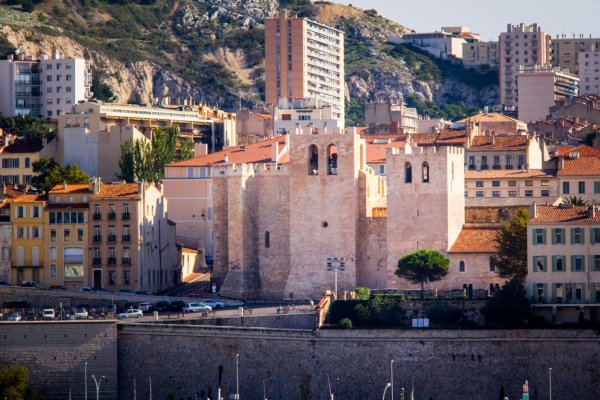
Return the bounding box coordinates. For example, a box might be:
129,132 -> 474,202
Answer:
152,301 -> 170,312
25,311 -> 38,321
49,285 -> 67,290
168,300 -> 187,312
135,290 -> 150,296
0,280 -> 10,286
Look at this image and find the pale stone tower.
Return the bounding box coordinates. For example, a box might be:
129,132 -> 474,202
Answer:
285,127 -> 362,299
386,143 -> 465,288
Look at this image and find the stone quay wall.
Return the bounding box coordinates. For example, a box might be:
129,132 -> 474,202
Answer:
0,321 -> 117,400
118,324 -> 600,400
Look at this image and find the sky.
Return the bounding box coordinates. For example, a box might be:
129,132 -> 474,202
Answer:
333,0 -> 600,41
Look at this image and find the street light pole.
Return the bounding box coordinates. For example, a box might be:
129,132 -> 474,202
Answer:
327,258 -> 345,299
85,362 -> 88,400
382,383 -> 391,400
236,353 -> 240,400
390,359 -> 394,400
91,375 -> 105,400
549,367 -> 552,400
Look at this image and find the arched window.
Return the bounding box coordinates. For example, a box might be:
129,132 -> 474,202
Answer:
404,162 -> 412,183
459,260 -> 465,272
265,231 -> 270,248
327,144 -> 338,175
308,145 -> 319,175
422,162 -> 429,183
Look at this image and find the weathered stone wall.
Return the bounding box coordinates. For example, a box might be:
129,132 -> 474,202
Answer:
466,206 -> 523,223
117,325 -> 600,400
152,312 -> 317,330
0,321 -> 117,400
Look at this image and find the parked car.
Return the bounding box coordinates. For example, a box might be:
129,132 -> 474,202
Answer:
138,303 -> 152,312
21,280 -> 47,289
25,311 -> 38,321
135,290 -> 150,295
151,301 -> 170,312
49,285 -> 67,290
42,309 -> 56,320
8,312 -> 22,321
116,309 -> 143,319
198,299 -> 225,309
169,300 -> 187,312
92,287 -> 113,294
115,289 -> 135,296
78,287 -> 93,292
0,280 -> 10,286
182,303 -> 212,314
74,308 -> 88,319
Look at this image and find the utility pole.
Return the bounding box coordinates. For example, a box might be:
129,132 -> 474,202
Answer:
85,362 -> 88,400
327,257 -> 345,299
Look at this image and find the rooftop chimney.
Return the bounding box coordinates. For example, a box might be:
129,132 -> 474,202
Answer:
532,201 -> 537,218
224,154 -> 229,163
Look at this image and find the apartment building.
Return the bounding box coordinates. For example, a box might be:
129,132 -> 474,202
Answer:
527,204 -> 600,322
364,102 -> 419,134
236,109 -> 273,144
499,23 -> 551,107
10,193 -> 45,285
265,12 -> 345,125
458,112 -> 528,135
391,26 -> 479,60
517,66 -> 579,123
462,41 -> 499,69
0,185 -> 23,282
0,52 -> 92,118
273,98 -> 343,135
550,94 -> 600,124
0,130 -> 57,185
44,184 -> 88,289
551,35 -> 600,75
465,134 -> 548,172
554,145 -> 600,203
579,51 -> 600,95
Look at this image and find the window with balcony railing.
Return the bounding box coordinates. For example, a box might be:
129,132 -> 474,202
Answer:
107,235 -> 116,242
107,212 -> 116,220
122,212 -> 130,220
122,235 -> 131,242
93,257 -> 102,265
93,235 -> 102,242
122,258 -> 131,265
93,213 -> 101,220
107,257 -> 117,265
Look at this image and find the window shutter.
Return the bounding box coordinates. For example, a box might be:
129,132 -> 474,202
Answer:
570,255 -> 575,272
570,228 -> 575,244
544,283 -> 548,303
592,283 -> 596,303
532,230 -> 536,245
552,230 -> 556,245
592,229 -> 597,245
582,228 -> 586,244
542,229 -> 546,245
582,284 -> 586,303
533,257 -> 537,272
582,256 -> 586,272
551,284 -> 557,303
595,181 -> 600,194
551,256 -> 556,272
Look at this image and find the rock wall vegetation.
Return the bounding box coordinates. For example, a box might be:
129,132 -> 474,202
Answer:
0,0 -> 497,122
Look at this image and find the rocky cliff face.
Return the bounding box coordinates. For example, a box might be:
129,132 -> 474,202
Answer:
0,0 -> 498,114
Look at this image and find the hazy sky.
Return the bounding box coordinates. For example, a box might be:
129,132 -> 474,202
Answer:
333,0 -> 600,41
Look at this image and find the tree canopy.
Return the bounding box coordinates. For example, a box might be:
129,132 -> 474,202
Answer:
0,115 -> 56,140
491,208 -> 529,284
396,249 -> 449,299
118,127 -> 180,183
0,364 -> 44,400
177,137 -> 195,161
480,278 -> 532,328
32,157 -> 90,193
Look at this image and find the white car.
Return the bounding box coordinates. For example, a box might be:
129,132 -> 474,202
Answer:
42,309 -> 56,320
74,308 -> 88,319
182,303 -> 212,314
116,309 -> 143,319
199,299 -> 225,309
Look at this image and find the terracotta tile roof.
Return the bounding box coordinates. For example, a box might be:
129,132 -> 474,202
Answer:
435,127 -> 467,145
90,183 -> 141,200
0,184 -> 27,200
458,112 -> 523,124
449,225 -> 501,253
465,169 -> 555,179
556,156 -> 600,176
362,134 -> 406,164
12,193 -> 47,203
49,184 -> 91,194
468,135 -> 529,151
554,145 -> 600,158
2,137 -> 44,154
530,205 -> 600,223
253,112 -> 271,119
167,136 -> 288,167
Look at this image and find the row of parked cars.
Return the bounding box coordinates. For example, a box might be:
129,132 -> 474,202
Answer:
115,299 -> 226,319
0,280 -> 152,295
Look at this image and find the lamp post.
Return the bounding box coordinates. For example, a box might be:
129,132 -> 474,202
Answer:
91,375 -> 105,400
327,257 -> 345,299
382,383 -> 392,400
549,367 -> 552,400
236,353 -> 240,400
85,362 -> 88,400
390,359 -> 394,400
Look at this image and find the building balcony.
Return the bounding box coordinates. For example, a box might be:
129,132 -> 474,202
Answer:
481,164 -> 489,170
506,164 -> 514,170
93,213 -> 102,220
107,212 -> 116,220
122,235 -> 131,242
122,258 -> 131,265
107,257 -> 116,265
107,235 -> 116,243
92,258 -> 102,265
468,165 -> 477,171
122,212 -> 130,220
493,165 -> 502,170
93,235 -> 102,243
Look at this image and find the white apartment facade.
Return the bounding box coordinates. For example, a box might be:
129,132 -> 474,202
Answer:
273,98 -> 342,135
0,52 -> 92,118
579,51 -> 600,95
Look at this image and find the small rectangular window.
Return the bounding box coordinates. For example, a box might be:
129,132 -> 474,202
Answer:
492,181 -> 500,187
476,191 -> 484,197
525,180 -> 533,187
508,181 -> 517,187
492,191 -> 500,197
541,190 -> 550,197
563,182 -> 570,194
579,181 -> 586,194
525,190 -> 533,197
508,190 -> 517,197
475,181 -> 484,188
541,180 -> 549,187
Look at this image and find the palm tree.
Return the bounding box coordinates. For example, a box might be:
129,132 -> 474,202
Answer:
562,196 -> 588,206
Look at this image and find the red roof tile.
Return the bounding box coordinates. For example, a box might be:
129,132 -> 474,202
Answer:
465,169 -> 555,179
468,135 -> 529,151
49,184 -> 90,194
90,183 -> 141,200
555,145 -> 600,158
530,205 -> 600,223
449,225 -> 500,253
556,156 -> 600,176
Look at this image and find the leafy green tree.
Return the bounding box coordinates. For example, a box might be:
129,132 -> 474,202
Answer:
149,127 -> 178,182
178,137 -> 195,161
396,249 -> 450,299
0,364 -> 43,400
354,287 -> 371,300
491,208 -> 529,284
480,278 -> 532,328
32,157 -> 90,193
91,74 -> 115,102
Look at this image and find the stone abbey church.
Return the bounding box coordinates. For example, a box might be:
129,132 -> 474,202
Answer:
209,127 -> 503,300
